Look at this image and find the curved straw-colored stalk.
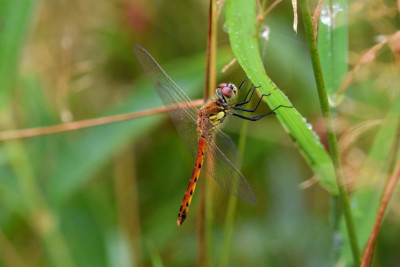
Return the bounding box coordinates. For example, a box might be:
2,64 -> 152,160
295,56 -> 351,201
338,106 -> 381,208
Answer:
298,0 -> 361,265
0,99 -> 204,141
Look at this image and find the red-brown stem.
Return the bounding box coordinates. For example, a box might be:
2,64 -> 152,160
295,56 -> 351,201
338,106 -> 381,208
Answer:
203,0 -> 213,101
0,99 -> 204,141
198,0 -> 217,266
361,161 -> 400,266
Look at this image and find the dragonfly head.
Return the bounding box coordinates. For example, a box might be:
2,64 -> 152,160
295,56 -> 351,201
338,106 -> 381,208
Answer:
216,83 -> 238,105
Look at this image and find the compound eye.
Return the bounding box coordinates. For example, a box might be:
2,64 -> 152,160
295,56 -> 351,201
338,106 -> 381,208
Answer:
229,83 -> 237,93
217,83 -> 233,98
221,85 -> 233,98
217,83 -> 228,88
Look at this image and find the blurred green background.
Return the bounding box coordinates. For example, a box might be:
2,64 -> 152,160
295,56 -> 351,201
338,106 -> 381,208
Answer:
0,0 -> 399,266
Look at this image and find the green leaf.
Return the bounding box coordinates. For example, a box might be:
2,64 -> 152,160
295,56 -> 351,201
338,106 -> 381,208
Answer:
225,0 -> 338,194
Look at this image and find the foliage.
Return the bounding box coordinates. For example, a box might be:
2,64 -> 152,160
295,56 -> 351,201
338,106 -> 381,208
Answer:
0,0 -> 399,266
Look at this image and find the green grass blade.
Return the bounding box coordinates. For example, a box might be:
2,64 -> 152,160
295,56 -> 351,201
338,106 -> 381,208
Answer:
0,0 -> 36,109
146,240 -> 164,267
4,135 -> 74,267
340,94 -> 400,264
219,120 -> 248,267
225,0 -> 337,194
19,75 -> 57,127
300,0 -> 360,263
317,0 -> 348,100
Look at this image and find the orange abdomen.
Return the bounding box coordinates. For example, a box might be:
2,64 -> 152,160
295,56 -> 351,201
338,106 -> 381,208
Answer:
177,136 -> 207,226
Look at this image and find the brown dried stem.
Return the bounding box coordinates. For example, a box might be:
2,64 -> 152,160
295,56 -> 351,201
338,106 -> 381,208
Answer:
0,99 -> 204,141
256,0 -> 282,21
361,116 -> 400,266
292,0 -> 298,33
198,0 -> 218,266
337,31 -> 400,97
361,161 -> 400,266
312,0 -> 324,39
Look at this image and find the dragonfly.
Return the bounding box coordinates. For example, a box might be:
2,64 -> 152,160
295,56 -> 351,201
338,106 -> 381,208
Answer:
134,44 -> 290,226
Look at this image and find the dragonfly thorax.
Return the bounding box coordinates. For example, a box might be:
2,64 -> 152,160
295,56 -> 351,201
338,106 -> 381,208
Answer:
216,83 -> 238,106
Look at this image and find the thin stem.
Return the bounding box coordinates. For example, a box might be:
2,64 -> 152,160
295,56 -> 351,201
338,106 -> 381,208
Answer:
198,178 -> 207,267
204,0 -> 218,101
299,0 -> 361,265
113,147 -> 143,267
0,99 -> 204,141
199,0 -> 218,265
207,1 -> 219,264
219,120 -> 248,267
361,161 -> 400,266
361,116 -> 400,266
204,0 -> 212,101
205,171 -> 214,266
219,195 -> 237,267
209,0 -> 218,98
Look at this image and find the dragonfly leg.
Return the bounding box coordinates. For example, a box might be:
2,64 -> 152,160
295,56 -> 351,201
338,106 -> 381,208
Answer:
235,84 -> 265,107
233,93 -> 271,112
232,104 -> 293,121
236,84 -> 256,106
238,77 -> 247,90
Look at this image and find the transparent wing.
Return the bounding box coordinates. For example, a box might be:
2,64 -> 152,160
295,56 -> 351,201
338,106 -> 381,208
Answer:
134,44 -> 198,154
135,44 -> 255,204
213,129 -> 242,168
204,130 -> 256,205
